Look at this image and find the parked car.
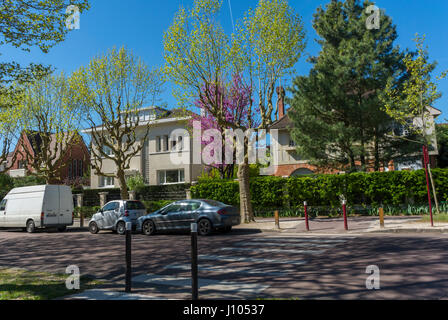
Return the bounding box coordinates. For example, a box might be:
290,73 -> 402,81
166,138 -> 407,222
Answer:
88,200 -> 147,235
137,199 -> 241,236
0,185 -> 74,233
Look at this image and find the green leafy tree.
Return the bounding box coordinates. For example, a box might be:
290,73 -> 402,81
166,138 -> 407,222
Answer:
0,0 -> 90,173
289,0 -> 416,173
16,72 -> 84,184
164,0 -> 306,222
70,47 -> 165,200
383,34 -> 447,213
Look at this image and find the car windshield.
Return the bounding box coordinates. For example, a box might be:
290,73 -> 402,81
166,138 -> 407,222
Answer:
125,201 -> 146,210
202,200 -> 226,207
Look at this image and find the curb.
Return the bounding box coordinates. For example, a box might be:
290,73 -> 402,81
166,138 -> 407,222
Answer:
367,228 -> 448,234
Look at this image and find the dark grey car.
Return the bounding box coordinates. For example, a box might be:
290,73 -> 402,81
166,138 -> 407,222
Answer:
136,200 -> 241,236
89,200 -> 147,235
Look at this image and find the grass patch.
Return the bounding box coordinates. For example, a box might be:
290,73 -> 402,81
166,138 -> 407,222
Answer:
0,267 -> 101,300
419,214 -> 448,223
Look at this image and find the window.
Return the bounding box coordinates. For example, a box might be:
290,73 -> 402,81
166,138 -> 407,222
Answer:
160,204 -> 182,214
186,201 -> 201,211
0,199 -> 7,211
18,160 -> 26,169
156,136 -> 162,152
69,160 -> 84,179
100,176 -> 115,187
171,136 -> 184,151
102,145 -> 114,156
203,200 -> 226,207
164,135 -> 169,151
103,202 -> 119,212
125,201 -> 146,210
158,169 -> 185,185
289,139 -> 296,147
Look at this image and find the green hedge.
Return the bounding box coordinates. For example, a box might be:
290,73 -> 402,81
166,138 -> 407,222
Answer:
190,169 -> 448,210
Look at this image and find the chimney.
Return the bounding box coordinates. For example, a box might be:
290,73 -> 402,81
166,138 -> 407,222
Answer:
276,86 -> 286,119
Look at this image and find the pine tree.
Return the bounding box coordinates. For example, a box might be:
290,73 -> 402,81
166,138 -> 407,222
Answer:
289,0 -> 418,172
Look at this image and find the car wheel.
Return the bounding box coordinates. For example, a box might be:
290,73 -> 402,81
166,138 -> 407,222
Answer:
198,219 -> 212,236
116,221 -> 126,235
26,220 -> 36,233
89,222 -> 99,234
57,226 -> 67,232
142,220 -> 155,236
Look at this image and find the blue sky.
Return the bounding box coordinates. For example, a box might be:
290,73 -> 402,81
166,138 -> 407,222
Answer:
3,0 -> 448,122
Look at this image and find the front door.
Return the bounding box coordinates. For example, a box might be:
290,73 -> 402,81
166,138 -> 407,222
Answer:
103,202 -> 120,229
177,201 -> 200,229
156,204 -> 182,230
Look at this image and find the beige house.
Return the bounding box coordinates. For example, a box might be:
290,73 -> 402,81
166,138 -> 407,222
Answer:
270,89 -> 442,177
84,107 -> 204,189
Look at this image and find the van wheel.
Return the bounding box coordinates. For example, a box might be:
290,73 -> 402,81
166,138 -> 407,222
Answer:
89,222 -> 99,234
26,220 -> 36,233
142,220 -> 155,236
198,219 -> 212,236
57,226 -> 67,232
116,222 -> 126,235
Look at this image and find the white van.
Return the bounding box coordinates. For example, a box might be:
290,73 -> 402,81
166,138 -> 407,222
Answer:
0,185 -> 74,233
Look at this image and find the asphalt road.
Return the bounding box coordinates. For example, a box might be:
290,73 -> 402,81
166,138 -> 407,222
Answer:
1,227 -> 448,300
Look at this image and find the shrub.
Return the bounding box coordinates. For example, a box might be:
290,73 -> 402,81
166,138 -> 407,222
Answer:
190,169 -> 448,212
74,206 -> 101,219
126,174 -> 146,192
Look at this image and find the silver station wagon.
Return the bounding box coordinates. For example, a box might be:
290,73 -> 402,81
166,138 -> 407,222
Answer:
89,200 -> 147,235
137,200 -> 241,236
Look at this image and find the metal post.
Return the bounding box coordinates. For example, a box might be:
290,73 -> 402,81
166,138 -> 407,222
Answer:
125,222 -> 132,293
304,201 -> 310,231
423,145 -> 434,227
191,223 -> 198,300
379,207 -> 385,228
342,200 -> 348,231
274,210 -> 280,229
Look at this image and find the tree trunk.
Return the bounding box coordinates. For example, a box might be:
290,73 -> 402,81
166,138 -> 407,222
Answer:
117,169 -> 129,200
374,133 -> 380,172
427,164 -> 440,214
238,163 -> 254,223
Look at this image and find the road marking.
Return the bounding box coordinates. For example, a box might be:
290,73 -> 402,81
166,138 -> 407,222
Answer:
233,241 -> 336,248
66,289 -> 163,300
199,254 -> 307,266
220,246 -> 326,255
165,263 -> 293,276
132,274 -> 269,294
249,237 -> 354,243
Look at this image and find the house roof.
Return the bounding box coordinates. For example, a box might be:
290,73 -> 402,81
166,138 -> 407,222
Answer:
270,114 -> 293,130
82,106 -> 197,134
16,131 -> 87,166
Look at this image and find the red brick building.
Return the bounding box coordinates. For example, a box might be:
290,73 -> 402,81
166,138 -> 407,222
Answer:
7,131 -> 90,184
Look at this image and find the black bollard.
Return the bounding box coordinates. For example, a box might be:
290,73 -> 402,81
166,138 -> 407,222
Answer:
191,223 -> 198,300
125,222 -> 132,293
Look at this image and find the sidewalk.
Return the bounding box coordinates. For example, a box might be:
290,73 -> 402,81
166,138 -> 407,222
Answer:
234,216 -> 448,234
